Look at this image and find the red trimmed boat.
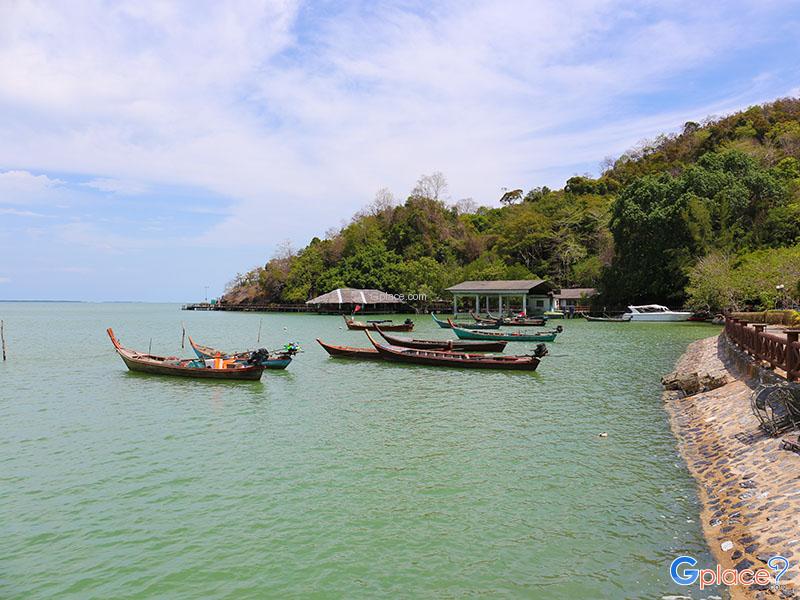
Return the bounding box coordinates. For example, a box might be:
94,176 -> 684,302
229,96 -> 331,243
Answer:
107,328 -> 265,380
317,338 -> 381,359
364,331 -> 546,371
375,328 -> 507,352
343,315 -> 414,331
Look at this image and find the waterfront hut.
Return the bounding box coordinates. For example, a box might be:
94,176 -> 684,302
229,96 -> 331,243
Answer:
445,280 -> 559,316
306,288 -> 408,314
554,288 -> 597,314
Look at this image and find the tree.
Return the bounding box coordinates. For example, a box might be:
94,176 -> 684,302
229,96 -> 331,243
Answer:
499,188 -> 524,205
411,172 -> 448,201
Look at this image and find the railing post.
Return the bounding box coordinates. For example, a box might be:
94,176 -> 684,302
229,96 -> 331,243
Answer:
752,323 -> 765,358
785,329 -> 800,380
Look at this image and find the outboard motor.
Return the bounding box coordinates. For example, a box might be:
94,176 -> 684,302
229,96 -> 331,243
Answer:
532,343 -> 548,358
404,318 -> 414,325
247,348 -> 270,365
555,325 -> 564,333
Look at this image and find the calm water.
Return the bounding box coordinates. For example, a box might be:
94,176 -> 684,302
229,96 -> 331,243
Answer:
1,303 -> 722,599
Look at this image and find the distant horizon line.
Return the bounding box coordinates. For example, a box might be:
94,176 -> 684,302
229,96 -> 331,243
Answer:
0,299 -> 187,304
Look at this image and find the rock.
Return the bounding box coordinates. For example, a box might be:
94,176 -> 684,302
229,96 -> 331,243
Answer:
598,432 -> 608,438
721,540 -> 734,551
734,558 -> 754,571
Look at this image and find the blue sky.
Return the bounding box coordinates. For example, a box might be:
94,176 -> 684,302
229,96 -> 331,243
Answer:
0,0 -> 799,301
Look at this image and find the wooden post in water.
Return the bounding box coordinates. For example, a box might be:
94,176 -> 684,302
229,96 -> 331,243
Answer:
257,319 -> 262,344
1,319 -> 6,361
181,322 -> 186,349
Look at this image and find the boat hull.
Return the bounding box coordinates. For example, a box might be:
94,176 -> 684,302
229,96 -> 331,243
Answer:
317,339 -> 381,359
623,313 -> 691,322
432,314 -> 500,329
119,354 -> 265,380
584,315 -> 631,322
365,332 -> 541,371
449,322 -> 559,342
189,337 -> 294,370
377,329 -> 507,352
344,317 -> 414,331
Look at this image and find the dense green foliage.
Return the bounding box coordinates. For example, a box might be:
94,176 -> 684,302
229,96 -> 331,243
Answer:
225,98 -> 800,310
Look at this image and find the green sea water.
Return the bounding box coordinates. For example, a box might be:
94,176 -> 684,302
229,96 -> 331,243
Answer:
1,303 -> 722,599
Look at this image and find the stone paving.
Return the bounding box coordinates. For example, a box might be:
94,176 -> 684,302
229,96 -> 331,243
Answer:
665,334 -> 800,599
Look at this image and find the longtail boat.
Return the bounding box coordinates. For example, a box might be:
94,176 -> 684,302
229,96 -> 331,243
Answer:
474,312 -> 548,327
375,328 -> 507,352
583,314 -> 632,322
107,328 -> 265,380
432,313 -> 500,329
189,336 -> 299,370
343,315 -> 414,331
448,320 -> 562,342
317,338 -> 381,359
365,331 -> 546,371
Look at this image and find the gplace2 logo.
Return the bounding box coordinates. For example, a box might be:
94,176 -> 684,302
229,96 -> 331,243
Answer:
670,555 -> 789,590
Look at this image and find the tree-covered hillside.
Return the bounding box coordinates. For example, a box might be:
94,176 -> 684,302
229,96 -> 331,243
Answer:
224,97 -> 800,311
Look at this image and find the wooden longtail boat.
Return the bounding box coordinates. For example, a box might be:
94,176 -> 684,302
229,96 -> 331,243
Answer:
107,328 -> 265,380
431,313 -> 500,329
583,314 -> 632,322
317,338 -> 381,359
484,311 -> 548,327
375,328 -> 507,352
343,315 -> 414,331
448,320 -> 562,342
365,331 -> 546,371
189,337 -> 299,370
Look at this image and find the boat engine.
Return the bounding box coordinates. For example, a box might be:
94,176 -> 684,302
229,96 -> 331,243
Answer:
532,343 -> 548,358
247,348 -> 270,364
404,318 -> 414,325
555,325 -> 563,333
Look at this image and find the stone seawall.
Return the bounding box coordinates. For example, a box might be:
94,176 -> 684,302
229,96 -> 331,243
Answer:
665,334 -> 799,599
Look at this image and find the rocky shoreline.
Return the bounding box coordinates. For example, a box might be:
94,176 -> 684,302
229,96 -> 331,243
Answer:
664,334 -> 799,599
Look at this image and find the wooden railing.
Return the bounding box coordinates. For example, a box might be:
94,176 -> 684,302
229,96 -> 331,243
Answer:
725,316 -> 800,381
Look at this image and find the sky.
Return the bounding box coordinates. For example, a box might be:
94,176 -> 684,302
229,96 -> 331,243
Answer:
0,0 -> 799,302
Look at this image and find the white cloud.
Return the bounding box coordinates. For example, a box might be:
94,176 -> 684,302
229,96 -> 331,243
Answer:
83,178 -> 149,195
0,170 -> 64,204
0,277 -> 10,284
0,0 -> 796,255
0,207 -> 48,217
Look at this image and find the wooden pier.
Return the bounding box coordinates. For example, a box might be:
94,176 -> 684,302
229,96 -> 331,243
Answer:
181,301 -> 453,314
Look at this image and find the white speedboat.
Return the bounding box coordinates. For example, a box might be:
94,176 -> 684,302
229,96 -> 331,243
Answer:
622,304 -> 692,322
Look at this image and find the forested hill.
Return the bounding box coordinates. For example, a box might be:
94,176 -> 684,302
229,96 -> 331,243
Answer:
223,97 -> 800,311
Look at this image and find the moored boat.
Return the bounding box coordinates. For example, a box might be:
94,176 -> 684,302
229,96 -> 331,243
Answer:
107,328 -> 265,380
483,312 -> 548,326
365,331 -> 547,370
622,304 -> 692,322
317,338 -> 381,359
432,313 -> 500,329
189,336 -> 299,370
583,314 -> 632,322
375,328 -> 507,352
448,320 -> 562,342
344,315 -> 414,331
543,310 -> 564,319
